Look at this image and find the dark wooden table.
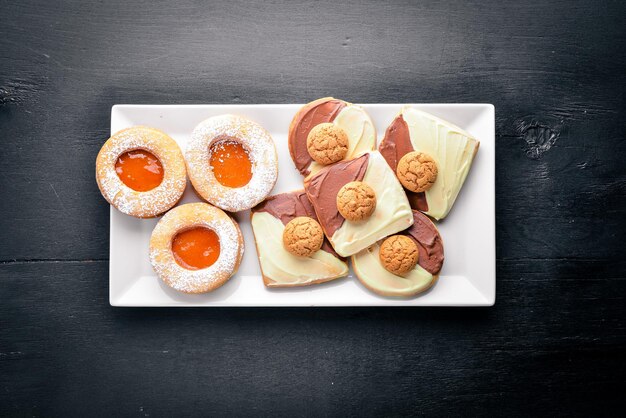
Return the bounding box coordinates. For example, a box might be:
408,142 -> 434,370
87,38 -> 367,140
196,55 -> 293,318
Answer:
1,0 -> 624,416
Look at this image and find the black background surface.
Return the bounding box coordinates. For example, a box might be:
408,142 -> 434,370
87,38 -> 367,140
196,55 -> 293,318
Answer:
1,0 -> 625,416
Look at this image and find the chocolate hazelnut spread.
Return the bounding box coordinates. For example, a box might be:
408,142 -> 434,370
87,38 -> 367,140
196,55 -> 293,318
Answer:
379,114 -> 428,211
289,98 -> 346,175
403,210 -> 444,275
253,190 -> 338,256
305,153 -> 369,238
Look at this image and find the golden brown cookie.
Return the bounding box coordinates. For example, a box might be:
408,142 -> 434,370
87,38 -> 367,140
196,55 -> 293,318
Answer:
396,151 -> 438,193
251,191 -> 349,287
288,97 -> 376,177
336,181 -> 376,222
282,216 -> 324,257
379,235 -> 419,275
306,123 -> 349,165
186,114 -> 278,212
149,202 -> 244,294
351,210 -> 443,297
96,126 -> 187,218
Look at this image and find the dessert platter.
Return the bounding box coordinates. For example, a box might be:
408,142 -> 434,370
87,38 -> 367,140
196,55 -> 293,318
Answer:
99,100 -> 495,306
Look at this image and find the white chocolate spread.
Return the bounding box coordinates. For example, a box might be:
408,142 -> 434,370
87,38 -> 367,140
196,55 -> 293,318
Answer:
334,104 -> 376,161
401,107 -> 479,220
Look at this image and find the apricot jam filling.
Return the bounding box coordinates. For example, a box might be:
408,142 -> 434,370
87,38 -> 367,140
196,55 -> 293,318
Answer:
209,139 -> 252,188
115,150 -> 164,192
172,227 -> 221,270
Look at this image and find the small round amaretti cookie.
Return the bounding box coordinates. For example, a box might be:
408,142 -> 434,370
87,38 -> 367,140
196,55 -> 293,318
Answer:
149,202 -> 244,294
336,181 -> 377,222
96,126 -> 187,218
186,114 -> 278,212
288,97 -> 376,177
397,151 -> 438,193
378,235 -> 419,276
282,216 -> 325,258
351,210 -> 444,298
307,123 -> 349,165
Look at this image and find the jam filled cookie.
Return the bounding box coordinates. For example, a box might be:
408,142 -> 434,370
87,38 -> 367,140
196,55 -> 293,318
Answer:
305,151 -> 413,257
186,114 -> 278,212
288,97 -> 376,177
352,210 -> 444,297
96,126 -> 187,218
149,202 -> 244,294
251,190 -> 349,288
379,106 -> 479,220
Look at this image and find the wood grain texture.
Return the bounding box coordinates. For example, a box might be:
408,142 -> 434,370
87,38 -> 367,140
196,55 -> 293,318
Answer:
1,0 -> 625,416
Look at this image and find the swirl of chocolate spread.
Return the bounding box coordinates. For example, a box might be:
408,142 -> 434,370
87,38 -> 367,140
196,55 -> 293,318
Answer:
304,153 -> 369,239
288,98 -> 347,176
402,210 -> 444,275
253,190 -> 339,257
379,114 -> 428,211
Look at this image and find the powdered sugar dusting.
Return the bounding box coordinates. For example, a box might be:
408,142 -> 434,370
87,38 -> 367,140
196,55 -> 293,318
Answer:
186,114 -> 278,212
96,126 -> 186,218
149,202 -> 244,293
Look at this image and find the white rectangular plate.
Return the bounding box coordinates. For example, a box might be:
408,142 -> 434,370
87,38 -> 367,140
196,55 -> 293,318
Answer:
109,104 -> 495,307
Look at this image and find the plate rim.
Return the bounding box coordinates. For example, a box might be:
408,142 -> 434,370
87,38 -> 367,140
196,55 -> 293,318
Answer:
108,103 -> 496,307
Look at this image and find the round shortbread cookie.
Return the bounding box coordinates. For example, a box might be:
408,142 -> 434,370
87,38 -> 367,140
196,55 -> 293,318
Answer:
96,126 -> 186,218
186,114 -> 278,212
149,202 -> 244,294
